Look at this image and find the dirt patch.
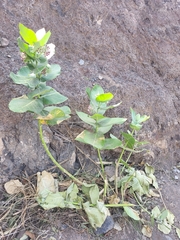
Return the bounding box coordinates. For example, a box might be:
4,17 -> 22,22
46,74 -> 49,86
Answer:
0,0 -> 180,239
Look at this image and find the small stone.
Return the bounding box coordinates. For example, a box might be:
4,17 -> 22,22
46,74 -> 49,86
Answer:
7,55 -> 11,58
113,221 -> 122,231
98,74 -> 103,80
95,216 -> 114,236
174,175 -> 179,180
79,59 -> 84,65
0,37 -> 9,47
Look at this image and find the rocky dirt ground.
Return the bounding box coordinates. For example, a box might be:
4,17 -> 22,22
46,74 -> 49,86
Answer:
0,0 -> 180,239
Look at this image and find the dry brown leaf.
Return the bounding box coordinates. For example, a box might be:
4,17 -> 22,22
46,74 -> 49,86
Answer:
4,179 -> 24,194
108,194 -> 120,204
25,231 -> 36,240
149,189 -> 160,197
142,225 -> 152,238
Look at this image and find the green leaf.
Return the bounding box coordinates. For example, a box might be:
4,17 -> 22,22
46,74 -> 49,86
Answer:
40,64 -> 61,81
157,210 -> 174,234
38,31 -> 51,46
27,85 -> 52,99
145,163 -> 155,175
102,138 -> 123,149
176,228 -> 180,238
123,206 -> 140,221
166,210 -> 175,225
86,85 -> 107,115
75,130 -> 105,149
76,111 -> 96,127
145,164 -> 158,189
37,106 -> 71,125
97,117 -> 127,126
17,37 -> 34,58
158,220 -> 172,234
91,113 -> 105,121
82,183 -> 99,204
130,108 -> 150,131
10,66 -> 39,88
33,56 -> 48,74
75,130 -> 122,150
96,92 -> 113,102
19,23 -> 37,45
9,96 -> 43,114
159,209 -> 168,221
151,206 -> 161,219
37,192 -> 66,210
41,88 -> 68,105
122,132 -> 135,149
86,85 -> 104,101
83,201 -> 108,228
97,125 -> 113,134
65,183 -> 82,209
44,106 -> 71,116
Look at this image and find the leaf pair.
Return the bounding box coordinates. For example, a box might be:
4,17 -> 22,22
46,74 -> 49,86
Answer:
19,23 -> 51,47
86,85 -> 120,115
130,108 -> 150,131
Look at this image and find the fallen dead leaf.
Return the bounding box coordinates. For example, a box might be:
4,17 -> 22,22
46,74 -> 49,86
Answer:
37,171 -> 58,197
4,179 -> 24,194
142,225 -> 152,238
25,230 -> 36,240
108,194 -> 120,204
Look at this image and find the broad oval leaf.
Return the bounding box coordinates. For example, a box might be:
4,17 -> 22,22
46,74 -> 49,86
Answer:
96,92 -> 114,102
40,64 -> 61,81
10,66 -> 39,88
75,130 -> 105,149
44,106 -> 71,115
122,132 -> 135,149
83,201 -> 107,228
38,31 -> 51,46
27,85 -> 52,99
41,89 -> 68,105
76,111 -> 96,127
38,106 -> 71,125
86,85 -> 104,101
124,206 -> 140,221
19,23 -> 37,45
9,96 -> 43,114
75,130 -> 122,150
98,117 -> 127,126
82,183 -> 99,204
102,138 -> 122,149
17,37 -> 34,58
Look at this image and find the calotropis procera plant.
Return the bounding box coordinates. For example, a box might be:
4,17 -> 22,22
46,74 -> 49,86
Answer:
8,23 -> 83,184
8,24 -> 180,237
8,23 -> 129,231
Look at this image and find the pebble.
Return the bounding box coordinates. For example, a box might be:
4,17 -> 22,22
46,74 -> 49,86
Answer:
0,37 -> 9,47
95,216 -> 114,236
98,74 -> 103,80
79,59 -> 84,65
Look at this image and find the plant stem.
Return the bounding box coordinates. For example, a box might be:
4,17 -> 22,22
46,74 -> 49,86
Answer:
97,148 -> 104,173
105,203 -> 135,208
38,120 -> 83,185
132,191 -> 151,216
115,160 -> 119,195
97,148 -> 108,198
